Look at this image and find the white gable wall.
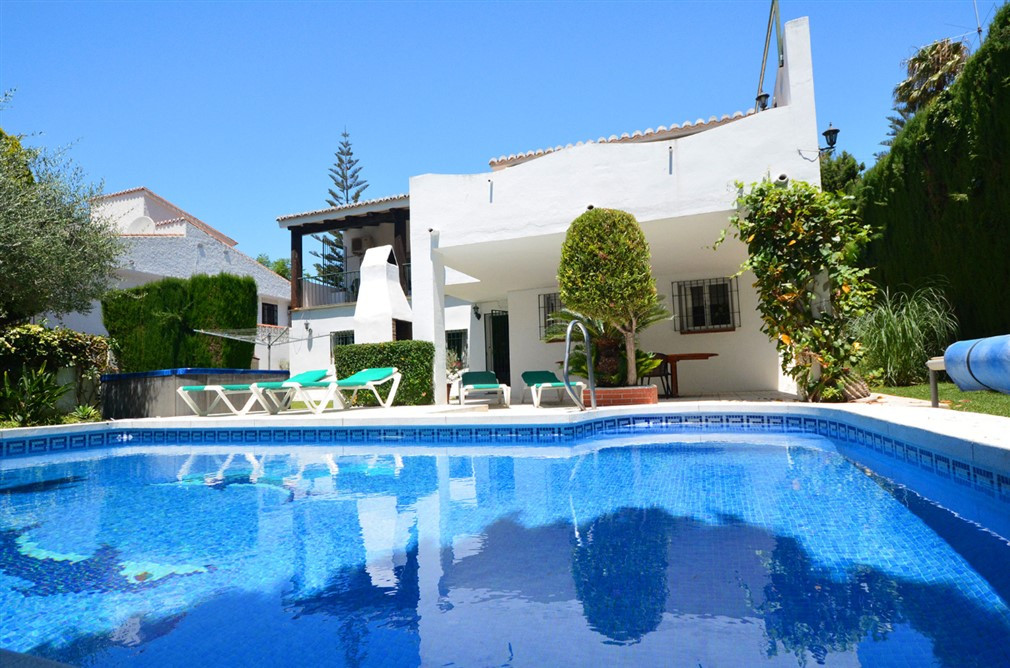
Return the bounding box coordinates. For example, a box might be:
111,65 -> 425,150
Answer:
93,190 -> 189,235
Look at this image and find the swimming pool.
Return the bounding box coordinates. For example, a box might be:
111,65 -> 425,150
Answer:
2,421 -> 1009,666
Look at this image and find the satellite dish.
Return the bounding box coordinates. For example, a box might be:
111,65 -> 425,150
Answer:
127,216 -> 156,234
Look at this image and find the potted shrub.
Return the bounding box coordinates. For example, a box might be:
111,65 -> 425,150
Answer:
445,348 -> 465,401
557,208 -> 670,405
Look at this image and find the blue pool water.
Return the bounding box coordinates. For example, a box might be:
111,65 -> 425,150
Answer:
1,434 -> 1009,667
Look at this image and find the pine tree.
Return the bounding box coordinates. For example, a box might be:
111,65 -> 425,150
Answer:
327,129 -> 369,206
311,129 -> 369,284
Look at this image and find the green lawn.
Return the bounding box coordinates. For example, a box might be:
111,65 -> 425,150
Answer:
874,382 -> 1010,418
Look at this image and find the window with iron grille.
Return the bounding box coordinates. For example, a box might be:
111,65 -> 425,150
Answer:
261,302 -> 279,326
446,329 -> 468,365
331,330 -> 355,348
673,277 -> 740,333
538,292 -> 564,339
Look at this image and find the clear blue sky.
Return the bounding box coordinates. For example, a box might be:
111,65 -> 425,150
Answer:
1,1 -> 999,261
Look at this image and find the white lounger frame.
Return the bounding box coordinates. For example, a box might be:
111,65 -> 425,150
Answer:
459,383 -> 511,406
337,371 -> 402,409
522,381 -> 585,408
176,386 -> 265,417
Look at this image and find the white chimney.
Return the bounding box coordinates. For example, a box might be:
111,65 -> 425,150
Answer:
352,245 -> 412,343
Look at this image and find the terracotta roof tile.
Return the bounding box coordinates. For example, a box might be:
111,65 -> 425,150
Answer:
277,194 -> 409,222
94,186 -> 148,199
489,110 -> 755,169
154,216 -> 187,227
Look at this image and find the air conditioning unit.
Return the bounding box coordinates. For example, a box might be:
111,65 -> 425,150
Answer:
351,236 -> 373,256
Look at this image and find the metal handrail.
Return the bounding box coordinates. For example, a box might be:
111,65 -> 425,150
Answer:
563,320 -> 597,411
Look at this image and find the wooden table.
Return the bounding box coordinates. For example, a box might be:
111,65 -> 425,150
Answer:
663,353 -> 719,398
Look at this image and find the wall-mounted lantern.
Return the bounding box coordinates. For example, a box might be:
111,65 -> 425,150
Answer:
821,123 -> 840,154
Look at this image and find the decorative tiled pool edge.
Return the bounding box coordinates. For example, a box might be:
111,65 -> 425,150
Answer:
2,413 -> 1008,502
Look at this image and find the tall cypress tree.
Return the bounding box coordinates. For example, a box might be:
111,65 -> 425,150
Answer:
311,129 -> 369,284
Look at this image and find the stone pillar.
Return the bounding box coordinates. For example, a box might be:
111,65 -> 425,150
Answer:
410,228 -> 448,404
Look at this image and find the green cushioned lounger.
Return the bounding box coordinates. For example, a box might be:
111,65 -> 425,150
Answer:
459,371 -> 511,406
520,370 -> 584,408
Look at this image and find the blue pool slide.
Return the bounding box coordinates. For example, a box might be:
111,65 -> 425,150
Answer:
944,334 -> 1010,394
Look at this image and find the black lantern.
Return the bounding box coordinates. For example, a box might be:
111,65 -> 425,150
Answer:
822,123 -> 839,151
756,92 -> 770,111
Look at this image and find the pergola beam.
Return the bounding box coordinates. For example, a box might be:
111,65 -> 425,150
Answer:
288,211 -> 402,236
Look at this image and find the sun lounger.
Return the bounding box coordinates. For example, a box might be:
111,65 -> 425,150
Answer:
248,368 -> 337,415
521,370 -> 584,408
177,369 -> 333,416
459,371 -> 510,406
333,366 -> 402,409
252,367 -> 402,414
176,383 -> 262,416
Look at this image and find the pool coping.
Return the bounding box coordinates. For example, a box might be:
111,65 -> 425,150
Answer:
2,401 -> 1008,472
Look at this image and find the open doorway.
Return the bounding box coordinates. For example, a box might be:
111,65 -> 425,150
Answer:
484,310 -> 510,385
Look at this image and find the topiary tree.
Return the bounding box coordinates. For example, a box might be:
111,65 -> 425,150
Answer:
558,207 -> 660,386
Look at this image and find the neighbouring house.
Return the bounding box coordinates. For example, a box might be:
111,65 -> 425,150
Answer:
52,187 -> 291,369
281,16 -> 821,402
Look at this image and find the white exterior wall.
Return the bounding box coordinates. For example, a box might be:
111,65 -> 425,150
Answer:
503,272 -> 783,403
93,191 -> 193,235
92,192 -> 148,232
288,306 -> 356,376
410,18 -> 819,253
644,270 -> 783,395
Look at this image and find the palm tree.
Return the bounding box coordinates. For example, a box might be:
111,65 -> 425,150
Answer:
880,106 -> 913,149
893,38 -> 969,114
544,303 -> 670,386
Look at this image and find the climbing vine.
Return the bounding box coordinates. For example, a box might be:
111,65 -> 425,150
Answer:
724,180 -> 875,401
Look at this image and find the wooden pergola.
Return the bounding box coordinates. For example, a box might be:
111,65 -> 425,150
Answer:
280,197 -> 410,309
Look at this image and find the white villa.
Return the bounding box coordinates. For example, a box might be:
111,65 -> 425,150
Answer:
54,187 -> 292,369
281,17 -> 821,402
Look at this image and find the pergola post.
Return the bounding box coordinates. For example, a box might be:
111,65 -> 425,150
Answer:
290,230 -> 303,309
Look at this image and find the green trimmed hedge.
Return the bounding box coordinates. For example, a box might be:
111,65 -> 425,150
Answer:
333,340 -> 434,406
102,274 -> 257,372
862,4 -> 1010,338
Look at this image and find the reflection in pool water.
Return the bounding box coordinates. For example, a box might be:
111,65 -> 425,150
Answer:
1,439 -> 1008,666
